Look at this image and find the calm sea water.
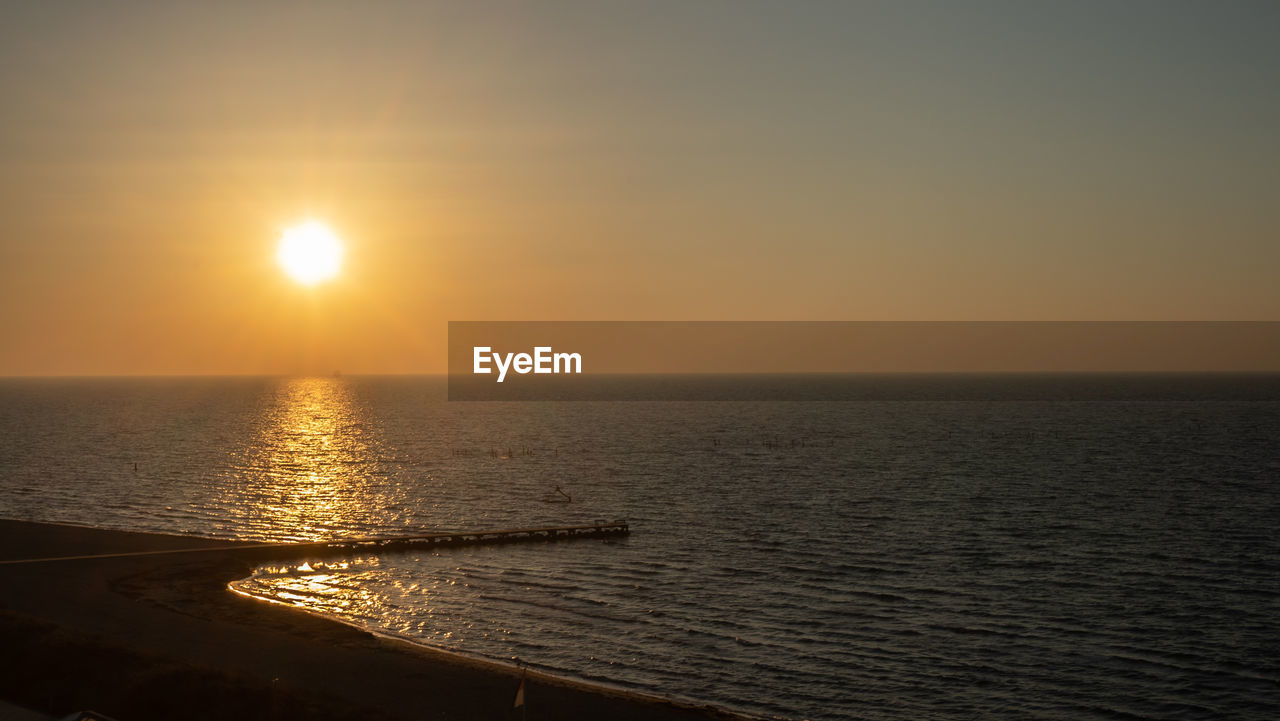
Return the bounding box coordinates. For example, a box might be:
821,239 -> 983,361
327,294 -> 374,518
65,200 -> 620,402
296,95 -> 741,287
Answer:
1,376 -> 1278,720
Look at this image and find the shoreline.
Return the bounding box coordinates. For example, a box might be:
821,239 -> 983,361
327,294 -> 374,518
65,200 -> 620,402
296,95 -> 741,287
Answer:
224,577 -> 751,719
0,519 -> 760,721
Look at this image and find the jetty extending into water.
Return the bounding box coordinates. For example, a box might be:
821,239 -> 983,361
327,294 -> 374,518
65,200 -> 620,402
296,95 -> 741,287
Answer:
0,520 -> 631,566
324,520 -> 630,556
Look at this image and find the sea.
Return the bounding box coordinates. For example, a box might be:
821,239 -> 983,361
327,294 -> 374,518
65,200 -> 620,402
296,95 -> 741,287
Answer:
1,375 -> 1278,721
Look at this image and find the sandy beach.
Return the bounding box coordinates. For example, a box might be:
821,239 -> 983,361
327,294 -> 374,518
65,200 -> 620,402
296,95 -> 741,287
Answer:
0,519 -> 753,721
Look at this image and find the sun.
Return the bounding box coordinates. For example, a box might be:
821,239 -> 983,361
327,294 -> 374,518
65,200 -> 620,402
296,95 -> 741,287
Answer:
277,221 -> 344,285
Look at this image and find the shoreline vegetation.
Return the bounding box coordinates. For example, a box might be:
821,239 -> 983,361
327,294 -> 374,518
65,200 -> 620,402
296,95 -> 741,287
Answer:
0,519 -> 755,721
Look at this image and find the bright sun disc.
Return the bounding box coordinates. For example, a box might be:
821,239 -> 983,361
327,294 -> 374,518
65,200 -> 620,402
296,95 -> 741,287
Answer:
277,221 -> 343,285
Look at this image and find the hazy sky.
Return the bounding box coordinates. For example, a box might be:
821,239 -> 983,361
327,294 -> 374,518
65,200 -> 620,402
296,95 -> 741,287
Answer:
2,1 -> 1277,374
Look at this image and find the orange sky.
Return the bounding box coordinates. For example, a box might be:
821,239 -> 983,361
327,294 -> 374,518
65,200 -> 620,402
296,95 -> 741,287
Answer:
2,3 -> 1278,375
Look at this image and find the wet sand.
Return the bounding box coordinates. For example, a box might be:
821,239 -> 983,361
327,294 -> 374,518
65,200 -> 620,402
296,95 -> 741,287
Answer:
0,520 -> 754,721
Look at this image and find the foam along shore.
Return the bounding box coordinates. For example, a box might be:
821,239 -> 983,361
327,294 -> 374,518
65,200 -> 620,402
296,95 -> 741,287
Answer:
0,519 -> 755,721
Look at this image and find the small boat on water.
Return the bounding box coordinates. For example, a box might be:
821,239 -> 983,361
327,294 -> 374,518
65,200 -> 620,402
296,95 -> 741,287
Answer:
540,485 -> 572,503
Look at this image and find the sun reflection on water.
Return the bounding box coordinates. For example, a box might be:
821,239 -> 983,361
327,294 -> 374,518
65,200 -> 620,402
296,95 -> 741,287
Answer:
216,377 -> 424,541
237,557 -> 389,620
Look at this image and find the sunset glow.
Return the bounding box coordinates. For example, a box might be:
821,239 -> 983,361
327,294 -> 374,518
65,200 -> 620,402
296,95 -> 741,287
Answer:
277,222 -> 344,286
1,5 -> 1278,721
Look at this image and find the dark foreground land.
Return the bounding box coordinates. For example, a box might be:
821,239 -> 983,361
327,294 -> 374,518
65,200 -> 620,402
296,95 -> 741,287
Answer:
0,520 -> 750,721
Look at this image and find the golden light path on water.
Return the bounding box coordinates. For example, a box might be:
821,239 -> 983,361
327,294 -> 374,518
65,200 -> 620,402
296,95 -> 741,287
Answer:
222,378 -> 452,628
218,377 -> 410,542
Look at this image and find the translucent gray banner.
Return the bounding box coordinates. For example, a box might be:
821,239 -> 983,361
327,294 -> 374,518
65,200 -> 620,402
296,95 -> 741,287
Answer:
447,321 -> 1280,401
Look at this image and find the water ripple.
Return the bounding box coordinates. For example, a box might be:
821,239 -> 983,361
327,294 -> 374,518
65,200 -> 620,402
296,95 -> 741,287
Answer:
1,377 -> 1278,720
